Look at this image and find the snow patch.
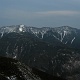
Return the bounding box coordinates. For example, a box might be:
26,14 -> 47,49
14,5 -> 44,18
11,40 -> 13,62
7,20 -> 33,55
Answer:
41,31 -> 47,39
60,31 -> 68,42
53,35 -> 60,41
1,32 -> 4,37
13,55 -> 17,59
60,33 -> 63,42
71,37 -> 75,44
65,41 -> 68,44
30,28 -> 48,38
19,24 -> 24,32
63,31 -> 67,38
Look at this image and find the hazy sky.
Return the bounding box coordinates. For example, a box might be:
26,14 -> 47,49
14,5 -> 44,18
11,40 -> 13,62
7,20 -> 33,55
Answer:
0,0 -> 80,28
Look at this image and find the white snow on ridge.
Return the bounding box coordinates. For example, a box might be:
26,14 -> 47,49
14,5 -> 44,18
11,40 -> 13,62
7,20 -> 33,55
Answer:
20,24 -> 24,27
54,26 -> 76,42
71,37 -> 75,44
19,24 -> 24,32
41,31 -> 47,38
13,55 -> 17,59
19,27 -> 23,32
65,41 -> 68,44
53,35 -> 60,41
57,30 -> 68,42
60,33 -> 63,42
63,31 -> 67,37
0,25 -> 78,45
60,31 -> 69,42
1,32 -> 4,37
30,27 -> 49,38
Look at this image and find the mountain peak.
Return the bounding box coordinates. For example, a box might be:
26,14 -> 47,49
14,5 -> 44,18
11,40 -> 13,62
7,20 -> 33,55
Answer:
54,26 -> 77,33
55,26 -> 74,30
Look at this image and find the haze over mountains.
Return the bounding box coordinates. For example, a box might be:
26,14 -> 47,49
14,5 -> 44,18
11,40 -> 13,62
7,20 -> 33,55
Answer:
0,25 -> 80,80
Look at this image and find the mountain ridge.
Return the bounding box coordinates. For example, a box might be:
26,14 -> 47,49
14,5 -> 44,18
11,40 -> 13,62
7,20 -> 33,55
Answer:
0,25 -> 80,47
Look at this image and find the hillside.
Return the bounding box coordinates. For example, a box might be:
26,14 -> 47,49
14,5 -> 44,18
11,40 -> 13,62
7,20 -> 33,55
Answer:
0,25 -> 80,80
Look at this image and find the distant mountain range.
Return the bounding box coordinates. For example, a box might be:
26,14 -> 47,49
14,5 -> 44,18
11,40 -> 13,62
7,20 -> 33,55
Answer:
0,25 -> 80,80
0,25 -> 80,48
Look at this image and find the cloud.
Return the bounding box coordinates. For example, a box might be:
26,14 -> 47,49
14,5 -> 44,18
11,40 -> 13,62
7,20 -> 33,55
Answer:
0,9 -> 80,20
36,11 -> 80,16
